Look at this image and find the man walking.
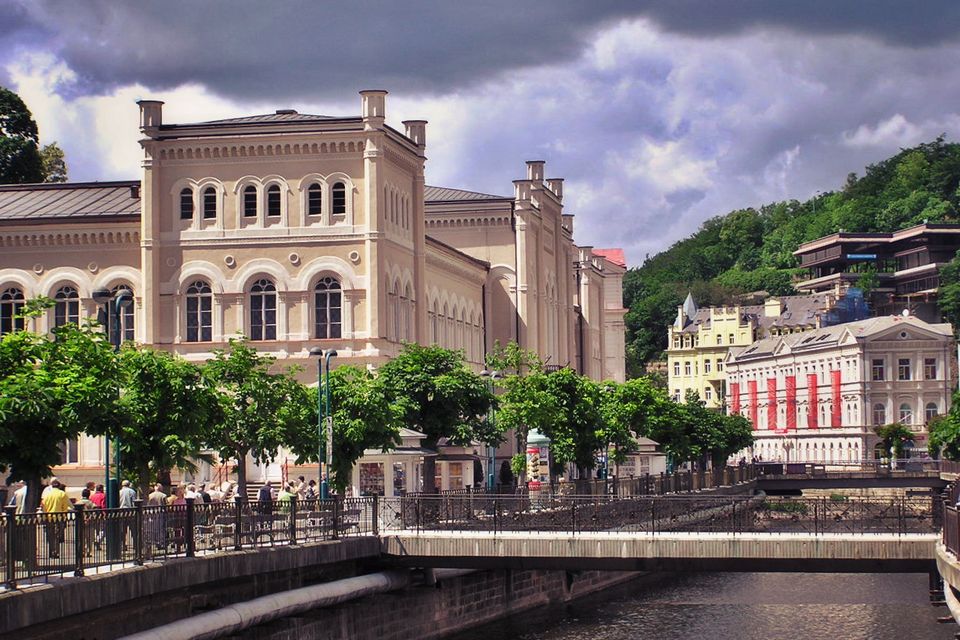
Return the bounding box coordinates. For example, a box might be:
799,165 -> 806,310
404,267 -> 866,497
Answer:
41,480 -> 71,559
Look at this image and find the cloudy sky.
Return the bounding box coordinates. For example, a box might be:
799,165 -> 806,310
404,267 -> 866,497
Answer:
3,1 -> 960,265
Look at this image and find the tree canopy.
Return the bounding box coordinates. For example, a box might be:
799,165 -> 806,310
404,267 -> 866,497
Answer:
0,86 -> 44,184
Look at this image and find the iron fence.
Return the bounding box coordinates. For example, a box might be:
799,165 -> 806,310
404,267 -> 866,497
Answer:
944,504 -> 960,556
1,496 -> 376,590
379,494 -> 941,537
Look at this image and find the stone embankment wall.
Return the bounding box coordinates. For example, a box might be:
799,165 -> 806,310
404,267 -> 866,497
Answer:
232,568 -> 639,640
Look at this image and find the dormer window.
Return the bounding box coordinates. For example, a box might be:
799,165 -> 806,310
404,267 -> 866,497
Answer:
180,188 -> 193,220
243,185 -> 257,217
308,183 -> 322,216
267,184 -> 281,217
332,182 -> 346,215
202,187 -> 217,219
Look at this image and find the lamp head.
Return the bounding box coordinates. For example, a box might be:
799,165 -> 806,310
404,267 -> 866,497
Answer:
325,349 -> 338,360
92,288 -> 112,304
480,369 -> 490,378
309,346 -> 325,358
115,289 -> 134,309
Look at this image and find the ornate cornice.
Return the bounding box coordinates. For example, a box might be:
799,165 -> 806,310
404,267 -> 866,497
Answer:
158,139 -> 365,163
425,213 -> 512,229
0,229 -> 140,248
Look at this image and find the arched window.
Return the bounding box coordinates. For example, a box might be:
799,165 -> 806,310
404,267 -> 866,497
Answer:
202,186 -> 217,219
393,280 -> 402,342
898,403 -> 913,425
267,184 -> 281,217
0,287 -> 25,335
243,185 -> 258,218
250,278 -> 277,341
54,285 -> 80,327
108,285 -> 135,344
186,280 -> 213,342
180,188 -> 194,220
315,277 -> 341,339
332,182 -> 346,215
307,183 -> 322,216
925,402 -> 939,423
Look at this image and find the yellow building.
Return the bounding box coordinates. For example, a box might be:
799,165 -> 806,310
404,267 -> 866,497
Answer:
667,294 -> 833,408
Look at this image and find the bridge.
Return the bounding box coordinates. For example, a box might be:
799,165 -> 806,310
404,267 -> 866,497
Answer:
378,493 -> 941,573
752,461 -> 948,492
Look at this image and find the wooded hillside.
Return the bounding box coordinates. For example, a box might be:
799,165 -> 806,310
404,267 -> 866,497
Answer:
623,137 -> 960,377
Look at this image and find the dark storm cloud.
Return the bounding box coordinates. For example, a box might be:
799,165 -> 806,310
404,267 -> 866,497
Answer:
4,0 -> 959,101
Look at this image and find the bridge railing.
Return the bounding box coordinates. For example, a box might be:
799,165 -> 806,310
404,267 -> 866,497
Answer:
378,494 -> 940,537
755,460 -> 944,476
0,495 -> 377,590
944,503 -> 960,556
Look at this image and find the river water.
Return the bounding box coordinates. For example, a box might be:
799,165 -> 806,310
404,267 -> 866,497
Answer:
447,572 -> 954,640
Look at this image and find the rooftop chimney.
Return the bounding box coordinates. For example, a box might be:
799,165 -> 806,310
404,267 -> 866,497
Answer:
546,178 -> 563,199
402,120 -> 427,149
137,100 -> 164,132
526,160 -> 545,182
360,90 -> 387,131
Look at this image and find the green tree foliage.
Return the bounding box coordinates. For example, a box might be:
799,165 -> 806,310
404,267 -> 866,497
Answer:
39,142 -> 67,183
297,365 -> 402,493
538,368 -> 603,477
929,410 -> 960,460
0,86 -> 44,184
874,422 -> 915,460
625,137 -> 960,373
0,322 -> 120,510
939,250 -> 960,331
378,344 -> 494,492
599,377 -> 674,464
116,346 -> 220,493
204,339 -> 315,497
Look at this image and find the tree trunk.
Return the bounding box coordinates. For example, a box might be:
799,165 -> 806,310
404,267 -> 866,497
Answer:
421,454 -> 437,494
25,476 -> 42,513
236,451 -> 248,500
137,463 -> 151,499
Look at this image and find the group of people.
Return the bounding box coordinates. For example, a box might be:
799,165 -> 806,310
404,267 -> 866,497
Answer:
256,477 -> 320,504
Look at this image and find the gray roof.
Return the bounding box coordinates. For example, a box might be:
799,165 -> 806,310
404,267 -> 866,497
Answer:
676,294 -> 832,335
425,185 -> 509,202
184,111 -> 342,126
729,315 -> 953,362
0,181 -> 141,222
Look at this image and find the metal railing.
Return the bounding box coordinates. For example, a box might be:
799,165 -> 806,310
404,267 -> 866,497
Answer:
418,465 -> 758,499
1,496 -> 376,590
379,494 -> 941,537
945,504 -> 960,556
755,460 -> 945,476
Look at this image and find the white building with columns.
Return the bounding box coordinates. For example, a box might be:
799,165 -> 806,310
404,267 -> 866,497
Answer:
724,314 -> 954,463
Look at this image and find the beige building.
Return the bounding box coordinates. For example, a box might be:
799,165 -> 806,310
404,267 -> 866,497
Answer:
0,90 -> 626,492
724,315 -> 954,463
667,293 -> 836,408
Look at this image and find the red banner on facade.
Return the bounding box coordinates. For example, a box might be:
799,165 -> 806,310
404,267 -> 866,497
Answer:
807,373 -> 818,430
831,369 -> 842,428
748,380 -> 758,430
731,382 -> 741,415
785,375 -> 797,431
767,377 -> 778,432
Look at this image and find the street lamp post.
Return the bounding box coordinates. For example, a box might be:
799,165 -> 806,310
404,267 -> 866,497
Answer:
480,370 -> 500,492
92,288 -> 113,502
309,347 -> 337,499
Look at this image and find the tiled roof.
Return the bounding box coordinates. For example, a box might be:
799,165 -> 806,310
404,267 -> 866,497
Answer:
0,181 -> 141,222
425,185 -> 509,202
183,111 -> 342,125
593,248 -> 627,268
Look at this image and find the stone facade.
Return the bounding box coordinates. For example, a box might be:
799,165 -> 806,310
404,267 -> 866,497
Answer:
0,90 -> 626,489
